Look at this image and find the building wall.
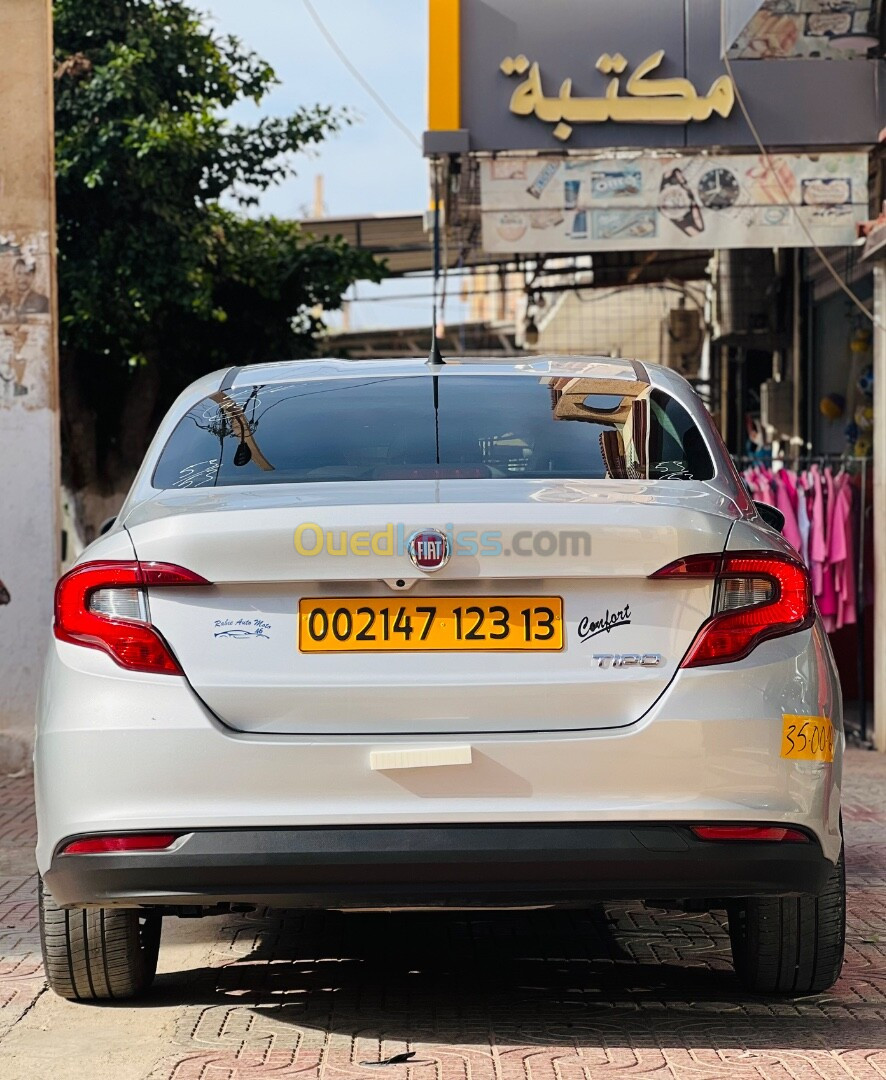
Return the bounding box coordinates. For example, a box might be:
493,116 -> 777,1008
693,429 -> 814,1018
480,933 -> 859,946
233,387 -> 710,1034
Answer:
535,285 -> 704,366
0,0 -> 59,770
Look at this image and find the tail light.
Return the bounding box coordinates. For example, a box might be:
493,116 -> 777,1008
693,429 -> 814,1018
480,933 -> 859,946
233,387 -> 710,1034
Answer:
691,826 -> 809,843
650,551 -> 814,667
54,561 -> 210,675
61,833 -> 182,854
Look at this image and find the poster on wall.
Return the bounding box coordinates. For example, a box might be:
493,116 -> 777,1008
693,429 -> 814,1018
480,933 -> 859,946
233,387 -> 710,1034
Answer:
0,231 -> 52,408
727,0 -> 875,60
479,152 -> 868,254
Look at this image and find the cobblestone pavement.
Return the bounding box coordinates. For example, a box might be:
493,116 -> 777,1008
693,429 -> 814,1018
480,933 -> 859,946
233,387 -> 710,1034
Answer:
0,748 -> 883,1080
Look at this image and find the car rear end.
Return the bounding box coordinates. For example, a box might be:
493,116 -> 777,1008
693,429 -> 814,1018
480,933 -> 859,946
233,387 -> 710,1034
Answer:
35,358 -> 844,998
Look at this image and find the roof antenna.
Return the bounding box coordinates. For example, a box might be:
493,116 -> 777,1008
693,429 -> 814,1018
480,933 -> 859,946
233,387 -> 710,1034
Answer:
429,327 -> 442,464
428,326 -> 445,366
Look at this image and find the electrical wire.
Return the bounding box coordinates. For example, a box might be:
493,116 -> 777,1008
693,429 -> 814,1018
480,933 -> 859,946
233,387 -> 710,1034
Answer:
719,7 -> 882,330
301,0 -> 422,150
344,285 -> 524,304
339,281 -> 706,304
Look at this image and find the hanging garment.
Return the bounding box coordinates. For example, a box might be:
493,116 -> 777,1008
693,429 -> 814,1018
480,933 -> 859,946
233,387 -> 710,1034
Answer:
779,468 -> 800,517
746,464 -> 773,504
795,473 -> 811,565
817,467 -> 839,631
739,459 -> 861,631
808,465 -> 827,598
742,466 -> 764,502
830,473 -> 857,630
773,470 -> 803,554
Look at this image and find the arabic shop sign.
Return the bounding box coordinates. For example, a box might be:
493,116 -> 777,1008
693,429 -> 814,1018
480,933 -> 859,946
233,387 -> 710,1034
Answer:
425,0 -> 881,154
500,50 -> 735,142
479,152 -> 869,254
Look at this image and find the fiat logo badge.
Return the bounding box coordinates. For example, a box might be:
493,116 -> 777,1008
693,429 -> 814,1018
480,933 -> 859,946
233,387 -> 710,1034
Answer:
406,528 -> 451,573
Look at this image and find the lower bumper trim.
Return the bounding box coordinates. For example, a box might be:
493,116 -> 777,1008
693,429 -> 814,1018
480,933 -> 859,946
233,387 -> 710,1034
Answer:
45,824 -> 833,909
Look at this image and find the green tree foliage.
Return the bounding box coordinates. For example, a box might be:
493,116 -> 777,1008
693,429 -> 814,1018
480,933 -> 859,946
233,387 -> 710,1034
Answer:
54,0 -> 382,504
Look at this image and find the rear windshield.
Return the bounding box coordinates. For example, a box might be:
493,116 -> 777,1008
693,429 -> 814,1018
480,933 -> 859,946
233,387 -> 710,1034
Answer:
152,374 -> 715,488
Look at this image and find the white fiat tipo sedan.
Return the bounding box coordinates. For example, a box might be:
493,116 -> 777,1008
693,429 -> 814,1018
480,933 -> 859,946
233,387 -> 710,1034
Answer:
36,357 -> 844,1001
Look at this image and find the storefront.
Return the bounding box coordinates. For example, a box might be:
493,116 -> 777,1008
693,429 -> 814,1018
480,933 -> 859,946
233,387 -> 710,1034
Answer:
425,0 -> 886,748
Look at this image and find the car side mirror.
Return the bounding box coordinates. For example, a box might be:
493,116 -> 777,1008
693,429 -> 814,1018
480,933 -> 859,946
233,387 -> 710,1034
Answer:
754,501 -> 785,534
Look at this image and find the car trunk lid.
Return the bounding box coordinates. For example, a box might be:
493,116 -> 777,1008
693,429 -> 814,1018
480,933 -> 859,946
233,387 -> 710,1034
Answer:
127,479 -> 735,734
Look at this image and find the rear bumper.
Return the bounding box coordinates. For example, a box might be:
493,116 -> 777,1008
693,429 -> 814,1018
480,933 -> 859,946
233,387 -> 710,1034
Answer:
36,629 -> 845,886
44,824 -> 834,909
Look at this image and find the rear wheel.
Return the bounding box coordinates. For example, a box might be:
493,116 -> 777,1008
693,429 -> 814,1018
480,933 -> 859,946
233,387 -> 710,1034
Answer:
38,877 -> 162,1000
727,849 -> 845,995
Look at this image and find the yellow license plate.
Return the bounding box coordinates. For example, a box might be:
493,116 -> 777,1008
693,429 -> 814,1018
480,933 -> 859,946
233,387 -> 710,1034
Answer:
298,597 -> 563,652
781,715 -> 836,762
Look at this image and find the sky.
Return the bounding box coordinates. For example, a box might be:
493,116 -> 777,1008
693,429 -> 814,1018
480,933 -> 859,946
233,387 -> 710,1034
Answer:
200,0 -> 451,332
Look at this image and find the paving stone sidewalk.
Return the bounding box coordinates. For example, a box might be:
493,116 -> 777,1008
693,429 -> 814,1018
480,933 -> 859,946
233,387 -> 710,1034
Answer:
0,748 -> 883,1080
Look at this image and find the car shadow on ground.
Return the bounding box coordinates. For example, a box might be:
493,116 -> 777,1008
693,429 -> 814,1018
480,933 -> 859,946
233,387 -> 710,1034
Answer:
142,903 -> 886,1051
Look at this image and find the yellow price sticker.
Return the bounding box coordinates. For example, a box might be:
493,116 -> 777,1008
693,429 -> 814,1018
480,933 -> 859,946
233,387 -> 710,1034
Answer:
781,715 -> 835,762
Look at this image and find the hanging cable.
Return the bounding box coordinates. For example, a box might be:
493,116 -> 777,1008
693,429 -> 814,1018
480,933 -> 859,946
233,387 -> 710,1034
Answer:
301,0 -> 422,150
719,5 -> 882,330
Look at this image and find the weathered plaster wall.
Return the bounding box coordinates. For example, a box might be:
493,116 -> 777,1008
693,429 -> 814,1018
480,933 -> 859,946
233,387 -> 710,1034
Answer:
0,0 -> 60,771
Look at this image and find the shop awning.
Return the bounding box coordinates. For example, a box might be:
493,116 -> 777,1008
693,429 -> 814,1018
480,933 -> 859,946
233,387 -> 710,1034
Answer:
298,212 -> 710,285
298,213 -> 489,275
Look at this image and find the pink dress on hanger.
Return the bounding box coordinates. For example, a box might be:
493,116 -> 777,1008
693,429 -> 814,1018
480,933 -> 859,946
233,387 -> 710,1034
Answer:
779,469 -> 800,516
795,474 -> 811,566
817,468 -> 839,631
742,468 -> 764,502
830,473 -> 857,630
773,471 -> 803,554
808,466 -> 827,599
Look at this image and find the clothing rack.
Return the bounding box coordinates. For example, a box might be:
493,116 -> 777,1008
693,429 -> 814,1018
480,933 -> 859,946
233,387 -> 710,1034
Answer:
732,453 -> 873,746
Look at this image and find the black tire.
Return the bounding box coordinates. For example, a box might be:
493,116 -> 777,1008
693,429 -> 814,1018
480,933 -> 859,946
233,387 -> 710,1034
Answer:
38,877 -> 162,1001
727,849 -> 845,995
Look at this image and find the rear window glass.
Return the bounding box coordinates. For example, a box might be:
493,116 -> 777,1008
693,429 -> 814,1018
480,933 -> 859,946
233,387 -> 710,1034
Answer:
152,375 -> 714,488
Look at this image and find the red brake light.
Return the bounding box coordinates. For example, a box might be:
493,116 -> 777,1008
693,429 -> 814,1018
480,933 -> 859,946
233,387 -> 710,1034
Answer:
691,826 -> 809,843
650,551 -> 814,667
62,833 -> 181,854
648,554 -> 722,578
54,560 -> 209,675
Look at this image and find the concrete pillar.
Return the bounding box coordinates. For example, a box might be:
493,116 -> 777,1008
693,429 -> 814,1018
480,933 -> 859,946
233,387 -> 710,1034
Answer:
0,0 -> 60,771
873,263 -> 886,752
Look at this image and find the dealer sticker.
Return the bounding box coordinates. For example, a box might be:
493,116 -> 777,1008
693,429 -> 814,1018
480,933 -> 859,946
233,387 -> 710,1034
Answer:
781,715 -> 835,762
